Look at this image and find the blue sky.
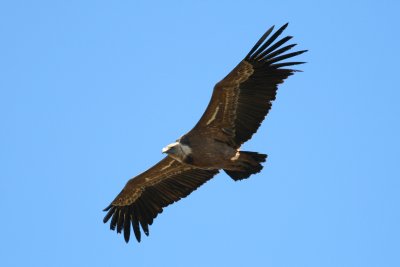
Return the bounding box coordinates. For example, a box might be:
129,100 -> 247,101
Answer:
1,1 -> 399,266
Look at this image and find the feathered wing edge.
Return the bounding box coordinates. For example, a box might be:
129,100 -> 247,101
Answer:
229,23 -> 307,146
103,167 -> 219,243
245,23 -> 307,68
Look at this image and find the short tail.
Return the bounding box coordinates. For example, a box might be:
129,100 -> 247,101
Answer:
224,151 -> 267,181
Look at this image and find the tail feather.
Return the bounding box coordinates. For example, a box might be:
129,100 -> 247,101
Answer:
224,151 -> 267,181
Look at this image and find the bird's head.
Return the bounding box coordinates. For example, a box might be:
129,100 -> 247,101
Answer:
162,142 -> 180,155
162,141 -> 192,163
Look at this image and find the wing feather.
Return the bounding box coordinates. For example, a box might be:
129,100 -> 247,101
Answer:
194,23 -> 307,147
250,23 -> 289,60
245,25 -> 275,59
103,157 -> 219,243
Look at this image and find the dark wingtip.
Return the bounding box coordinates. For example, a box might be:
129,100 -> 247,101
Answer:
103,204 -> 112,212
245,25 -> 275,59
103,205 -> 116,223
274,23 -> 289,37
110,210 -> 119,230
124,220 -> 131,243
273,61 -> 307,68
247,23 -> 291,60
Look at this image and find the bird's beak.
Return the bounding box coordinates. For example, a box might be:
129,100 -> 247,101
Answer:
162,142 -> 179,154
162,146 -> 170,154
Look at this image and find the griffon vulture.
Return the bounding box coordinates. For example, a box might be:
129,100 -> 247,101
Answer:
103,23 -> 307,243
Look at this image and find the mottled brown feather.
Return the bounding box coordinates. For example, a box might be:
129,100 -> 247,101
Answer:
194,23 -> 306,147
103,157 -> 219,242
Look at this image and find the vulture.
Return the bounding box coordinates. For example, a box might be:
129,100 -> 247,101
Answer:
103,23 -> 307,243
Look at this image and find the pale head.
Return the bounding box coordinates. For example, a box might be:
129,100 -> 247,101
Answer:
162,141 -> 192,163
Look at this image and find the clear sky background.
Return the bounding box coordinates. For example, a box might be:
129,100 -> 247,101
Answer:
1,1 -> 399,267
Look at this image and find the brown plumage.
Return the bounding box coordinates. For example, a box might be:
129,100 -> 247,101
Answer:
103,23 -> 307,243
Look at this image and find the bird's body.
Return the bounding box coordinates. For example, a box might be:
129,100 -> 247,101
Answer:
167,132 -> 265,174
103,23 -> 307,243
169,134 -> 238,168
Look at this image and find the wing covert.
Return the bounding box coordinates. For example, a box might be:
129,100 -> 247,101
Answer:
103,157 -> 219,243
193,23 -> 307,147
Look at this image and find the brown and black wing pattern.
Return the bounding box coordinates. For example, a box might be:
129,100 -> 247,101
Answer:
194,23 -> 306,147
103,157 -> 219,243
230,23 -> 307,145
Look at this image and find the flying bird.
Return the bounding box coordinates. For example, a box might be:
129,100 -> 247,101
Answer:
103,23 -> 307,243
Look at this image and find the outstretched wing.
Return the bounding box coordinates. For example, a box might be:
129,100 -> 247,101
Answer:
193,23 -> 307,147
103,157 -> 219,243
